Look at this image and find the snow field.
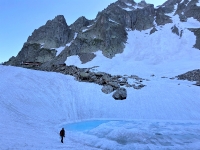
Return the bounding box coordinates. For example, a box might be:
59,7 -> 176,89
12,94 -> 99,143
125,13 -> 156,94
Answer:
67,120 -> 200,150
0,65 -> 200,149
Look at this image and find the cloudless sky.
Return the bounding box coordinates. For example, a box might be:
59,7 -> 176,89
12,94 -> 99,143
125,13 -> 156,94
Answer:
0,0 -> 166,63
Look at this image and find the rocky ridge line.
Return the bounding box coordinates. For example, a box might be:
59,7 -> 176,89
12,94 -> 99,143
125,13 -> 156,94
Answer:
5,0 -> 200,69
176,69 -> 200,86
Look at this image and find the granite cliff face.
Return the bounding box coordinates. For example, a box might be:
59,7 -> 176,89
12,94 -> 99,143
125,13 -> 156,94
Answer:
4,0 -> 200,68
27,15 -> 74,49
5,43 -> 57,66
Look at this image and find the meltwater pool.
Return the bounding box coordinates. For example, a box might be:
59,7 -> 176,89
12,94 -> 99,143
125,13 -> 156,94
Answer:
63,120 -> 110,132
61,119 -> 200,149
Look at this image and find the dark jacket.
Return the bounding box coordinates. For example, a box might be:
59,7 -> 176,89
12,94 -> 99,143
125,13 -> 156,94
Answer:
60,129 -> 65,137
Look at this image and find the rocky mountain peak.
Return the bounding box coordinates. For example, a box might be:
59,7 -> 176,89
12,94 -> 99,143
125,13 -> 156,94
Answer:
70,16 -> 93,32
118,0 -> 135,3
4,0 -> 200,70
160,0 -> 200,23
50,15 -> 67,25
138,0 -> 148,7
27,15 -> 73,49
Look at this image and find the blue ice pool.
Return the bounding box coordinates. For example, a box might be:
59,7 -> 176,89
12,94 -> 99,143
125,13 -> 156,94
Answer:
62,120 -> 200,149
64,120 -> 110,132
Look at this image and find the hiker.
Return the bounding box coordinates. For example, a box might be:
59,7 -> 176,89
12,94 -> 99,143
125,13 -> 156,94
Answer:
60,128 -> 65,143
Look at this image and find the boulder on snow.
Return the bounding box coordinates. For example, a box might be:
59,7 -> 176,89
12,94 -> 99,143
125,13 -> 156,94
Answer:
102,74 -> 112,83
101,85 -> 114,94
79,72 -> 90,80
171,25 -> 179,36
150,27 -> 158,35
108,81 -> 120,89
195,81 -> 200,86
133,84 -> 146,90
112,88 -> 127,100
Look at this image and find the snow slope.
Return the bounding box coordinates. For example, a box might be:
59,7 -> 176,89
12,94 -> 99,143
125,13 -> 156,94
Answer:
66,16 -> 200,78
0,64 -> 200,149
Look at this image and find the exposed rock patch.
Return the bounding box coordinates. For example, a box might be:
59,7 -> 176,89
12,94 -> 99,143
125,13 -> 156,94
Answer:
112,88 -> 127,100
38,64 -> 147,100
101,85 -> 114,94
184,0 -> 200,22
176,69 -> 200,85
155,4 -> 173,26
105,0 -> 155,31
70,16 -> 93,32
171,25 -> 179,36
195,81 -> 200,86
27,15 -> 74,49
189,28 -> 200,50
4,43 -> 56,66
150,27 -> 158,35
78,53 -> 96,64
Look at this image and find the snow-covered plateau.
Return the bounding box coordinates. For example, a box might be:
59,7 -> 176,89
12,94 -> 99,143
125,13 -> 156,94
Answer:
1,12 -> 200,150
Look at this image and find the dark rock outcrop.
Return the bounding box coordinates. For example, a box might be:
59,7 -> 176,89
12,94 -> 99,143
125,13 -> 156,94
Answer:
171,25 -> 180,36
27,15 -> 74,48
41,64 -> 147,99
150,27 -> 158,34
112,88 -> 127,100
195,81 -> 200,86
101,85 -> 114,94
176,69 -> 200,82
189,28 -> 200,50
104,0 -> 155,31
78,53 -> 96,64
70,16 -> 93,32
184,0 -> 200,22
4,43 -> 56,66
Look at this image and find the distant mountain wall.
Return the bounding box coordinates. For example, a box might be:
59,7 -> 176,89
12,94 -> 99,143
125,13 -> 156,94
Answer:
4,0 -> 200,69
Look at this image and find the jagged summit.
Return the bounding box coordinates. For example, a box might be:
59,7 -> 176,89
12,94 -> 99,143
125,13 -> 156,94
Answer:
27,15 -> 74,49
118,0 -> 136,3
70,16 -> 93,32
112,0 -> 150,10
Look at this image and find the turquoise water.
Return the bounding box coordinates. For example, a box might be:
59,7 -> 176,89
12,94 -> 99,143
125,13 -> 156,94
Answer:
64,120 -> 110,131
63,120 -> 200,149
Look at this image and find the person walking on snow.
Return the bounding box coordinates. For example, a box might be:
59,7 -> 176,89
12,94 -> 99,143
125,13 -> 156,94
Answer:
60,128 -> 65,143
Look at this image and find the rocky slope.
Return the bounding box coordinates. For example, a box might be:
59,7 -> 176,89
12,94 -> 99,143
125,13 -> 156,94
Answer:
176,69 -> 200,86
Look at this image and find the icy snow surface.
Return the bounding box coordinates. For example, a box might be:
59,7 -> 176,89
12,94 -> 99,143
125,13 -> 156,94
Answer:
66,32 -> 78,47
55,46 -> 65,56
125,2 -> 132,7
1,65 -> 200,149
82,28 -> 89,32
109,18 -> 120,24
1,12 -> 200,149
120,4 -> 143,11
197,0 -> 200,6
66,120 -> 200,150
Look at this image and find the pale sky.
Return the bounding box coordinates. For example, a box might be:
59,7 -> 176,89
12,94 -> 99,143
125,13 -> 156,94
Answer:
0,0 -> 166,62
